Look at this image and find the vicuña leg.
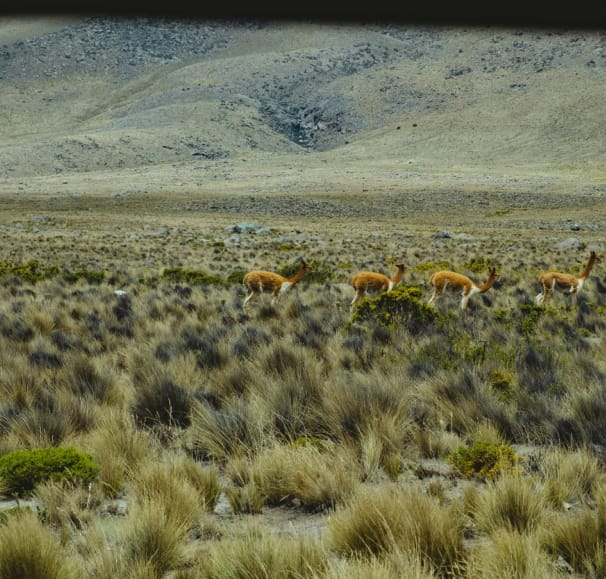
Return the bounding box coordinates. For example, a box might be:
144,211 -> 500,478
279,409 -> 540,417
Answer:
351,290 -> 364,310
243,291 -> 259,310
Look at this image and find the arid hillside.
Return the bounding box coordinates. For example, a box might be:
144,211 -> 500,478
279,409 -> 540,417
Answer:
0,16 -> 604,203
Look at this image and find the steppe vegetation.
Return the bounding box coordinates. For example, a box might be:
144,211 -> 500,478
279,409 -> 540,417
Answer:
0,190 -> 605,578
1,14 -> 606,579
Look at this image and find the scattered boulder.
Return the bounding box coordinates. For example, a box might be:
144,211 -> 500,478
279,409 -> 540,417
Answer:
555,237 -> 585,251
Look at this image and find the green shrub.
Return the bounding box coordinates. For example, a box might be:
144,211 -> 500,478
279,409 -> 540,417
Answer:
0,447 -> 101,497
517,304 -> 544,336
462,256 -> 495,273
412,260 -> 450,273
448,440 -> 520,480
0,259 -> 60,283
161,266 -> 227,286
305,261 -> 337,284
408,339 -> 459,376
351,284 -> 441,333
227,269 -> 247,284
63,268 -> 105,284
487,369 -> 517,401
277,260 -> 335,284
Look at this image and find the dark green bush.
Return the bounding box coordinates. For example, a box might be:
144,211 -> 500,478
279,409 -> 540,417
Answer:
227,269 -> 247,284
277,261 -> 305,278
303,261 -> 338,284
0,259 -> 60,283
448,440 -> 520,480
517,304 -> 544,336
0,446 -> 101,497
412,260 -> 451,273
351,284 -> 441,333
462,256 -> 495,274
63,268 -> 105,284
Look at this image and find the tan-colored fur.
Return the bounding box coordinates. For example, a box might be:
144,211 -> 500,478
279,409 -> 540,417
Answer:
535,251 -> 602,305
428,267 -> 500,310
243,260 -> 312,309
351,263 -> 406,311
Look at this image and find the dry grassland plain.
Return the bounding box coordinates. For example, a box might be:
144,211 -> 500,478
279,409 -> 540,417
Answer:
1,16 -> 606,578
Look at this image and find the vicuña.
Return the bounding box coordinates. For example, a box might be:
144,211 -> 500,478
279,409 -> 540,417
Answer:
535,250 -> 602,306
242,260 -> 312,310
428,267 -> 500,310
351,263 -> 406,311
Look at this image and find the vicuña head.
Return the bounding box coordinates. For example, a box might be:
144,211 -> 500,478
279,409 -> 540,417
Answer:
428,266 -> 500,310
351,262 -> 406,311
242,259 -> 312,310
535,250 -> 603,306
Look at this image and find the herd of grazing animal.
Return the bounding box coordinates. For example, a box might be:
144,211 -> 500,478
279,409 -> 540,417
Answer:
241,251 -> 603,312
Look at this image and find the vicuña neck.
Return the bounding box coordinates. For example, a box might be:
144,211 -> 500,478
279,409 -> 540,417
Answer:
580,254 -> 597,280
479,272 -> 497,293
392,266 -> 405,284
289,264 -> 308,285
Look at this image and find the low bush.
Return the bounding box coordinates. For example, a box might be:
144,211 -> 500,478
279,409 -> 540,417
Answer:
0,446 -> 101,497
448,440 -> 520,480
63,268 -> 105,284
350,284 -> 441,334
0,259 -> 60,283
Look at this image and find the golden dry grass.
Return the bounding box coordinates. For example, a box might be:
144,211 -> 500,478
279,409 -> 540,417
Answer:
1,19 -> 606,578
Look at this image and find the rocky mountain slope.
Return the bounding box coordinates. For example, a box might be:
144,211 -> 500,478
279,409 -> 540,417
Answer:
0,16 -> 604,195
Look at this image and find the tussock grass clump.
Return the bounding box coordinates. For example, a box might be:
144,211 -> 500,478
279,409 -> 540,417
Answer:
567,380 -> 606,446
313,368 -> 409,444
7,409 -> 75,449
87,411 -> 156,497
119,495 -> 190,578
539,487 -> 606,576
358,415 -> 411,481
243,342 -> 327,441
471,473 -> 544,535
225,480 -> 266,515
127,458 -> 210,530
201,525 -> 328,579
132,376 -> 193,428
240,441 -> 360,512
0,509 -> 80,579
327,485 -> 466,576
180,322 -> 229,370
326,548 -> 439,578
230,325 -> 272,359
0,311 -> 35,342
408,336 -> 459,377
63,268 -> 105,284
188,399 -> 266,462
171,454 -> 222,513
419,368 -> 517,441
160,266 -> 227,286
127,351 -> 196,429
56,352 -> 121,405
538,446 -> 604,509
34,478 -> 104,538
467,528 -> 556,579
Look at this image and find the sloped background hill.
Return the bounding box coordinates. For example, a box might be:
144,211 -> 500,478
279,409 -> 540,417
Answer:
0,16 -> 604,195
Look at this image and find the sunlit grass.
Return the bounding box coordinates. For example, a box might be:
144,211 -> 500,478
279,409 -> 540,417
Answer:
0,197 -> 605,577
